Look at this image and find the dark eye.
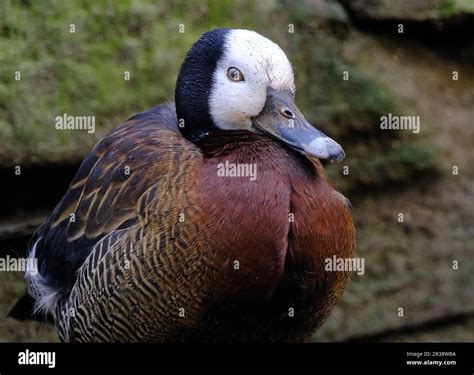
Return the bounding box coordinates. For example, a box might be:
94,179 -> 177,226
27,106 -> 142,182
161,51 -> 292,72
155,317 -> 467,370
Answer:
227,67 -> 245,82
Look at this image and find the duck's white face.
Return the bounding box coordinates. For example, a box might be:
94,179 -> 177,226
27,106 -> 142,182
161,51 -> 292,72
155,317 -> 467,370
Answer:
209,29 -> 295,131
175,28 -> 345,162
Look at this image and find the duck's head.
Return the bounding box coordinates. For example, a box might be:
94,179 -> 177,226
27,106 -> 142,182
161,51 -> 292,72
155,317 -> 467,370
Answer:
175,28 -> 345,162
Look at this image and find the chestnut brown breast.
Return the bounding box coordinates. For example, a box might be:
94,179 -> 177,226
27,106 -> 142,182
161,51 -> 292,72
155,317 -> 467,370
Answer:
178,131 -> 355,341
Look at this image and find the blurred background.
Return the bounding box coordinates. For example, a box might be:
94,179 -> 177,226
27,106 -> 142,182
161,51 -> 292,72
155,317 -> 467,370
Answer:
0,0 -> 473,342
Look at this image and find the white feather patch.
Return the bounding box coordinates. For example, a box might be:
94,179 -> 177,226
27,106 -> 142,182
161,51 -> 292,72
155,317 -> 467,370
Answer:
209,29 -> 295,131
25,237 -> 62,317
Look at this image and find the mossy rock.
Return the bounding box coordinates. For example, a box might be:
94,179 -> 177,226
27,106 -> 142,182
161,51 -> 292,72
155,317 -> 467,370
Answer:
285,6 -> 437,192
0,0 -> 262,166
0,0 -> 437,192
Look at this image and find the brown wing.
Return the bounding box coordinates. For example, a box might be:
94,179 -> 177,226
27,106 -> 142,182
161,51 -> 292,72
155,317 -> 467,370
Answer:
35,103 -> 201,290
56,166 -> 217,342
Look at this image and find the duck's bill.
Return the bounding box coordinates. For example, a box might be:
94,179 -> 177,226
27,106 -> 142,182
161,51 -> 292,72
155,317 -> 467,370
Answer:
251,88 -> 345,162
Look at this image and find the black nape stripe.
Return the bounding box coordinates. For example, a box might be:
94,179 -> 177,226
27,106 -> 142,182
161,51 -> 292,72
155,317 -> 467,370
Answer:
175,28 -> 230,144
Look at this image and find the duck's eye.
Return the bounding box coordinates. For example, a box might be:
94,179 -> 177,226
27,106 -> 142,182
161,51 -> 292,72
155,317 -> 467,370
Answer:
227,67 -> 245,82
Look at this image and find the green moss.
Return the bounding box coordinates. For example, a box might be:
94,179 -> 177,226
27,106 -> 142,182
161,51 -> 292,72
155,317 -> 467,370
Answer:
0,0 -> 261,166
440,0 -> 474,16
